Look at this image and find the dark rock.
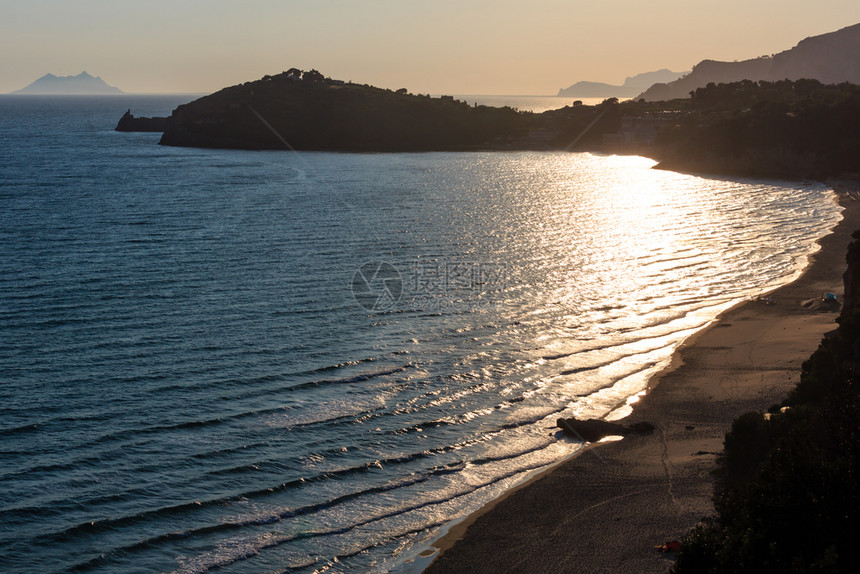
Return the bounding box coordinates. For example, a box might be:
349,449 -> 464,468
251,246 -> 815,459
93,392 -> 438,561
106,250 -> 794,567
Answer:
626,421 -> 656,434
115,110 -> 171,132
556,418 -> 655,442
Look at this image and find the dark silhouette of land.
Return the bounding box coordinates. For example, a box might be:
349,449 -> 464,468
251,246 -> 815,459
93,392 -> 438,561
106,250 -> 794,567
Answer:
119,71 -> 860,180
156,69 -> 531,151
638,22 -> 860,101
115,110 -> 170,132
12,71 -> 123,95
558,69 -> 687,98
648,79 -> 860,179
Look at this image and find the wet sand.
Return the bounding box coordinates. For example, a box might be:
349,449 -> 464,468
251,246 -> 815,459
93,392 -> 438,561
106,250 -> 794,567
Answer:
422,182 -> 860,574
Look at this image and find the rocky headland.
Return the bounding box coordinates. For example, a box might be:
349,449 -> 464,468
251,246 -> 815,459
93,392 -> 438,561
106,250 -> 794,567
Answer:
638,22 -> 860,101
155,69 -> 534,151
557,68 -> 687,99
115,110 -> 171,132
117,69 -> 621,152
118,70 -> 860,181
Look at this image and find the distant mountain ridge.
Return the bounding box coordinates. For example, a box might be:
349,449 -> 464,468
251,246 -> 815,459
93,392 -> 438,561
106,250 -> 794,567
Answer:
558,69 -> 687,98
11,71 -> 123,95
638,23 -> 860,101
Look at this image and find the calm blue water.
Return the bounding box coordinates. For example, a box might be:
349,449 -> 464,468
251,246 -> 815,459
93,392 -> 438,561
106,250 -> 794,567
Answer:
0,95 -> 842,573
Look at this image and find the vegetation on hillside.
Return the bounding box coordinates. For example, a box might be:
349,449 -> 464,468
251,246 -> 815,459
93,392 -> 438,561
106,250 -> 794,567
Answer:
672,233 -> 860,573
646,80 -> 860,178
159,69 -> 531,151
154,71 -> 860,179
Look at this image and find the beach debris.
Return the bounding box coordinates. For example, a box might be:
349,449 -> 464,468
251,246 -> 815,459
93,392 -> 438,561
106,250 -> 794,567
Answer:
763,405 -> 791,421
655,540 -> 682,553
802,295 -> 841,312
556,418 -> 655,442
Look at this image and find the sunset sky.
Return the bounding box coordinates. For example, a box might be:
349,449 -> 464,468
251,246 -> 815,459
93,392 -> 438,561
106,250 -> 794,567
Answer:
2,0 -> 859,95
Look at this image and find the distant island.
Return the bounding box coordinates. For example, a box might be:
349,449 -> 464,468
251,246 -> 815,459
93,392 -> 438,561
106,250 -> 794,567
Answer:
557,69 -> 687,98
638,22 -> 860,100
11,71 -> 123,95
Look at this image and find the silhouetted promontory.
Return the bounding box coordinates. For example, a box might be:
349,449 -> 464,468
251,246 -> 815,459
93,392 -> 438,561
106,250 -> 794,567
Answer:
132,69 -> 623,151
157,69 -> 538,151
638,22 -> 860,101
119,70 -> 860,180
115,110 -> 171,132
558,69 -> 687,98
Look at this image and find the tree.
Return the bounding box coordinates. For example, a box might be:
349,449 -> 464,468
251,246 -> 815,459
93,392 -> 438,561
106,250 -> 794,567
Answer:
303,69 -> 325,83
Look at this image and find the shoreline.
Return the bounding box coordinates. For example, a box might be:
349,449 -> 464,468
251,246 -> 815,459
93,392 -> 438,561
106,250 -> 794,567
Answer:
418,180 -> 860,573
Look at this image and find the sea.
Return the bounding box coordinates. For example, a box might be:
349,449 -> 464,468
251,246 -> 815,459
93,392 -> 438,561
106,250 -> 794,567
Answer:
0,94 -> 843,573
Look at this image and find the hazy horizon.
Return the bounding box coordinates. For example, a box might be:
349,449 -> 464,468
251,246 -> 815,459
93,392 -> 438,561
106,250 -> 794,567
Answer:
1,1 -> 859,95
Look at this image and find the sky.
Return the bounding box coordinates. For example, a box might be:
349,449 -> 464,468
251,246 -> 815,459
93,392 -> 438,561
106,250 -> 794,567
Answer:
2,1 -> 859,95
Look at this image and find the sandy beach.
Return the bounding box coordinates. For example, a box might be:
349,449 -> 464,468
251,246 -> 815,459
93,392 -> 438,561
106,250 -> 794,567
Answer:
422,181 -> 860,574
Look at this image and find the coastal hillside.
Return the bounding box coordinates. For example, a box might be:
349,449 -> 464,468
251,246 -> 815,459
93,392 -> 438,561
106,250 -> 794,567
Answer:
158,69 -> 530,151
638,23 -> 860,101
11,71 -> 123,95
124,73 -> 860,180
558,69 -> 686,98
673,231 -> 860,573
650,79 -> 860,179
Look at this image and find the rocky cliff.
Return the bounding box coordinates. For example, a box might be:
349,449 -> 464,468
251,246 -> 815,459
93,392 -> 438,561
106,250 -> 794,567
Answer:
639,23 -> 860,101
842,229 -> 860,317
558,69 -> 686,98
115,110 -> 171,132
